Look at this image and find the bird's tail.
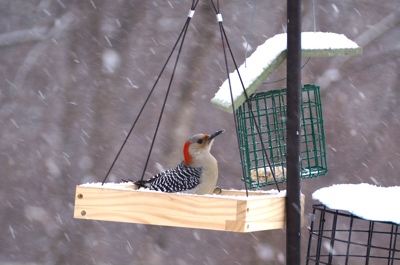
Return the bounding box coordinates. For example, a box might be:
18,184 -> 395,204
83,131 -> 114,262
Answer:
132,179 -> 150,189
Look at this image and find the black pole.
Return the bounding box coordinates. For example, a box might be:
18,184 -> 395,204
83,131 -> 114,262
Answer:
286,0 -> 302,264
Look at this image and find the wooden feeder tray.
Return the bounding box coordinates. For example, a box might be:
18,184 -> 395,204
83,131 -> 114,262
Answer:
74,183 -> 305,233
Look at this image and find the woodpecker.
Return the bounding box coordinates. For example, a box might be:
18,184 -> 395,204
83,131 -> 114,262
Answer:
134,129 -> 224,195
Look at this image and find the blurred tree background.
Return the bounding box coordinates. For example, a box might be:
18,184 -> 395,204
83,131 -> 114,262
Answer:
1,0 -> 399,264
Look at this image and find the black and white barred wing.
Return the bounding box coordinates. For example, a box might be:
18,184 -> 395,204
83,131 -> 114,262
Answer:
137,162 -> 202,193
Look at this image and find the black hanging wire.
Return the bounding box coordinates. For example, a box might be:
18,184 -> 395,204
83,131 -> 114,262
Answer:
212,2 -> 249,197
102,0 -> 200,185
210,0 -> 281,192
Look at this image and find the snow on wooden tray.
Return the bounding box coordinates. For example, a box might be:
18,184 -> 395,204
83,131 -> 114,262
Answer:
313,183 -> 400,224
211,32 -> 363,112
74,183 -> 305,232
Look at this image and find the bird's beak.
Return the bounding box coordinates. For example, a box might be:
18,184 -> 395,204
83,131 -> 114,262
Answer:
208,129 -> 225,140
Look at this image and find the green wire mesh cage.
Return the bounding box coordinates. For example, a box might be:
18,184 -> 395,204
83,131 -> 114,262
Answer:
236,84 -> 328,188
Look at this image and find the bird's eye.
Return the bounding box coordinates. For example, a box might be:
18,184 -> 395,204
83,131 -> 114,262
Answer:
197,139 -> 203,144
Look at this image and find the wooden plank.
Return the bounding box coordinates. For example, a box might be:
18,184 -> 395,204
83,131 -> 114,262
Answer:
75,205 -> 287,232
302,47 -> 363,57
245,196 -> 285,221
74,185 -> 305,232
75,186 -> 242,221
74,206 -> 229,231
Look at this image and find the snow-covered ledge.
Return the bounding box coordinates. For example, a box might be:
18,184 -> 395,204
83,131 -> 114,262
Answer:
313,183 -> 400,224
211,32 -> 363,112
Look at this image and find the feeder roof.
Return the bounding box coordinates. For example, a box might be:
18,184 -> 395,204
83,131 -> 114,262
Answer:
211,32 -> 363,112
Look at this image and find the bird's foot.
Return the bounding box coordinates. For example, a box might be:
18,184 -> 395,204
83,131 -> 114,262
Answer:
213,186 -> 222,194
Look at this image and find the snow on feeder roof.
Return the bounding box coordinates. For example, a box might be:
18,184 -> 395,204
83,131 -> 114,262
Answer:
211,32 -> 363,112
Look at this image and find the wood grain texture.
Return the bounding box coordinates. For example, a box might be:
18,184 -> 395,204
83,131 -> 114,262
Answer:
74,185 -> 305,232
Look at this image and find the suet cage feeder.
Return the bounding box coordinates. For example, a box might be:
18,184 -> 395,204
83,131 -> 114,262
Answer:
306,204 -> 400,264
236,84 -> 328,188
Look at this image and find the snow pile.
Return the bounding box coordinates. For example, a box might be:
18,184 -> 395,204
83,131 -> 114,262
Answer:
301,32 -> 359,50
79,182 -> 286,199
81,182 -> 136,191
313,183 -> 400,224
212,32 -> 361,112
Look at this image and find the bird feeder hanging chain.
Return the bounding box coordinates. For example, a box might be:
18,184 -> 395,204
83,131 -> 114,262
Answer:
210,0 -> 281,192
138,9 -> 196,183
102,0 -> 280,192
210,0 -> 249,196
102,0 -> 200,185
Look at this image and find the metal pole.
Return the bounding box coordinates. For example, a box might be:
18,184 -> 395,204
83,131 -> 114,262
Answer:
286,0 -> 302,264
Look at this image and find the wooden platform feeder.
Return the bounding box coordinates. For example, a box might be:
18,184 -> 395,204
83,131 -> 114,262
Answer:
73,32 -> 361,232
74,183 -> 304,233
